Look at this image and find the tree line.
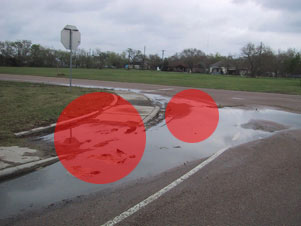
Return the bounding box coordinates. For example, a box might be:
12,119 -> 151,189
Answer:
0,40 -> 300,77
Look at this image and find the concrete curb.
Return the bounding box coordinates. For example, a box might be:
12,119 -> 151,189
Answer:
143,106 -> 160,124
14,91 -> 161,137
0,157 -> 58,181
4,92 -> 160,181
4,105 -> 160,181
14,111 -> 98,137
14,93 -> 119,137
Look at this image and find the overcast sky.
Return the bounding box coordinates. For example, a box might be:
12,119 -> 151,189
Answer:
0,0 -> 300,56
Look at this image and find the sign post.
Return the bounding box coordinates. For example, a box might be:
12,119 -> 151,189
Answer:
61,25 -> 81,89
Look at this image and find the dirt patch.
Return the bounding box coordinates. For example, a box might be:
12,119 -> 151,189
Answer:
241,119 -> 289,132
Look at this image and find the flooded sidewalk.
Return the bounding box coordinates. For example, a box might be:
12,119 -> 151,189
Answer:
0,90 -> 160,181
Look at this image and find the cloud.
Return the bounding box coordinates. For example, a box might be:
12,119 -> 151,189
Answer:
233,0 -> 301,12
0,0 -> 300,56
233,0 -> 301,35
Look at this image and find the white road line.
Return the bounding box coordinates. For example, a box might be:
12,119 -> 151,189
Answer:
102,147 -> 229,226
232,97 -> 244,100
158,88 -> 173,91
232,132 -> 241,141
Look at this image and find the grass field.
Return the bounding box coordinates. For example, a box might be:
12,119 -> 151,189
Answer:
0,80 -> 106,146
0,66 -> 301,95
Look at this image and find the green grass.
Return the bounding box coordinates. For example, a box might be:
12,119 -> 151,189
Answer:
0,80 -> 107,146
0,66 -> 301,95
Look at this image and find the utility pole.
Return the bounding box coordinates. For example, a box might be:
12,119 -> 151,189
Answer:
161,50 -> 165,60
128,49 -> 131,70
161,50 -> 166,71
206,34 -> 210,54
143,46 -> 146,70
69,29 -> 73,89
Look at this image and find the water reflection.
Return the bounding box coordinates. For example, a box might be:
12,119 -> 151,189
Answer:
54,95 -> 146,184
165,89 -> 219,143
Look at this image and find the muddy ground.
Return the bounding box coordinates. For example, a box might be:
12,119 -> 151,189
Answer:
241,119 -> 289,132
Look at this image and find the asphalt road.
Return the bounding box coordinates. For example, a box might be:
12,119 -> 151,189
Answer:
2,129 -> 301,226
1,73 -> 301,113
1,74 -> 301,226
121,129 -> 301,226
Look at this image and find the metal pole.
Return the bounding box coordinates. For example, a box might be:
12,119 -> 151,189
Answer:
161,50 -> 165,70
143,46 -> 146,70
128,50 -> 130,70
69,30 -> 73,90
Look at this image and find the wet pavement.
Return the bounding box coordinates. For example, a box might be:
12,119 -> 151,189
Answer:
0,88 -> 161,183
1,100 -> 301,219
0,147 -> 41,170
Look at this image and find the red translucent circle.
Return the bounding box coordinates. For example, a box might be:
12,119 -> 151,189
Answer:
165,89 -> 219,143
54,92 -> 146,184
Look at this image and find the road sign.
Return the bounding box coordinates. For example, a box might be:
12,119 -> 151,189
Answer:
61,25 -> 81,51
60,25 -> 81,89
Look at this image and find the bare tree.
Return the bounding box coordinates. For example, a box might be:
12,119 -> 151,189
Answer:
147,54 -> 161,70
241,43 -> 257,77
241,42 -> 275,77
179,48 -> 206,72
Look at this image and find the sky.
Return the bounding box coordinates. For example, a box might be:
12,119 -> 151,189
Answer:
0,0 -> 300,57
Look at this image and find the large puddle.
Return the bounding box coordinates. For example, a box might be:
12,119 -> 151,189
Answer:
0,96 -> 301,218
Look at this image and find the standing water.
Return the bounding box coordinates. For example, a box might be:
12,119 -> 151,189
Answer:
0,94 -> 301,219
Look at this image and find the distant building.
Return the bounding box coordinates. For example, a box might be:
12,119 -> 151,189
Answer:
168,62 -> 188,72
168,61 -> 206,73
126,64 -> 141,70
210,60 -> 248,76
